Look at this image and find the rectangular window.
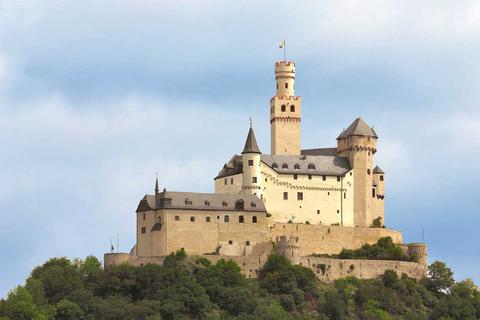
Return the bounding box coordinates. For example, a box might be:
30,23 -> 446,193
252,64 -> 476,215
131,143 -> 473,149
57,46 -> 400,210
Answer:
344,192 -> 346,199
141,227 -> 146,234
228,240 -> 233,245
285,82 -> 288,89
380,175 -> 384,181
283,192 -> 288,200
308,174 -> 312,180
252,177 -> 257,183
317,210 -> 320,215
293,174 -> 298,180
337,176 -> 341,182
230,178 -> 234,184
246,240 -> 250,246
224,178 -> 227,185
372,188 -> 376,198
337,210 -> 340,214
297,192 -> 303,201
322,175 -> 326,181
142,213 -> 146,220
248,160 -> 254,166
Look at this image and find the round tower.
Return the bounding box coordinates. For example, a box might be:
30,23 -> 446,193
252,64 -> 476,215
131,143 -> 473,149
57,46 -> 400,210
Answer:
270,61 -> 302,155
276,236 -> 301,265
337,118 -> 378,227
407,243 -> 428,266
241,124 -> 263,200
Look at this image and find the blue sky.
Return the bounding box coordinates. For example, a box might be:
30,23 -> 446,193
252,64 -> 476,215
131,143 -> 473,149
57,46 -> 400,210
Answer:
1,0 -> 479,297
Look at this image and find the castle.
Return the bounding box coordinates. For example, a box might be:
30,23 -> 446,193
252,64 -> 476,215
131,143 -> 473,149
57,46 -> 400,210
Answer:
105,59 -> 428,282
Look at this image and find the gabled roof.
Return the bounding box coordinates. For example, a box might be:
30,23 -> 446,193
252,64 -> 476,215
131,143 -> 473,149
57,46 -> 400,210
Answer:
301,148 -> 337,157
337,118 -> 378,140
373,166 -> 385,174
241,127 -> 261,154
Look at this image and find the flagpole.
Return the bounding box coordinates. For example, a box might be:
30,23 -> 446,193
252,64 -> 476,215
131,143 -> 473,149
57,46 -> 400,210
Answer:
284,40 -> 286,62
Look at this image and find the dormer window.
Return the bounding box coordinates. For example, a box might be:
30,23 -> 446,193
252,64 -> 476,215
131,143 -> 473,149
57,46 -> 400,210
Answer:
235,200 -> 244,210
222,201 -> 228,206
294,164 -> 300,170
272,163 -> 278,169
204,201 -> 210,206
185,199 -> 193,205
282,163 -> 288,169
251,202 -> 256,208
308,163 -> 315,170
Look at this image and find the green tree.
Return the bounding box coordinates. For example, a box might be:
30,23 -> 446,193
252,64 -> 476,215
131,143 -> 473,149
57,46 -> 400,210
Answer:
425,261 -> 454,294
55,299 -> 84,320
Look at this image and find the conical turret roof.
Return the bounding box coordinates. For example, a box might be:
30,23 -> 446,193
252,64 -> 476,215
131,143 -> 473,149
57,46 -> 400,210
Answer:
337,118 -> 378,140
373,166 -> 385,174
241,126 -> 261,154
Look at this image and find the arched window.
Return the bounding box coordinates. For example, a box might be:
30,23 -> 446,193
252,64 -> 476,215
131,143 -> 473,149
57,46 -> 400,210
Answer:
224,215 -> 230,222
252,216 -> 257,223
308,163 -> 316,170
272,162 -> 278,169
294,163 -> 300,170
290,105 -> 295,112
190,216 -> 195,222
175,215 -> 180,221
282,163 -> 288,169
235,200 -> 244,210
281,105 -> 286,112
239,215 -> 245,223
206,216 -> 211,222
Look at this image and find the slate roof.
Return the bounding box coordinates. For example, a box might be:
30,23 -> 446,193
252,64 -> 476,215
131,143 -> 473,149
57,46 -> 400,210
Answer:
242,127 -> 261,154
136,191 -> 266,212
337,118 -> 378,140
301,148 -> 338,157
215,152 -> 351,179
373,166 -> 385,174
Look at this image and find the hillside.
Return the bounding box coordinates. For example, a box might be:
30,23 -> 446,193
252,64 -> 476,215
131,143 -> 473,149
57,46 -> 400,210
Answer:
0,250 -> 478,320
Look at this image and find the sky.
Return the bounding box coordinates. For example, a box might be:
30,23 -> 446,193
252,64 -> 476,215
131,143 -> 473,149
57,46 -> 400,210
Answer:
1,0 -> 479,297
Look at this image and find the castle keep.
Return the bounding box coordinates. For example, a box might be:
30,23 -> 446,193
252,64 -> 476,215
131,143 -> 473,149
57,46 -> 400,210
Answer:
105,59 -> 427,281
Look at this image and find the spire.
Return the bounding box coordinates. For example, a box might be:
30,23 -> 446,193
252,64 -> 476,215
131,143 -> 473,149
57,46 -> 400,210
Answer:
154,173 -> 159,194
241,122 -> 261,154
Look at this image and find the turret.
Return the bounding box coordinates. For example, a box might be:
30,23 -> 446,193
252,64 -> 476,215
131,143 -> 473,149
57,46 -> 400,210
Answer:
270,61 -> 302,155
241,124 -> 263,200
372,166 -> 385,225
276,236 -> 301,265
337,118 -> 378,227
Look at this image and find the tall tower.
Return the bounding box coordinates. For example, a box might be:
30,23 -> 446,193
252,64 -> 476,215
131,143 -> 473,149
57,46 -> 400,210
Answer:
270,61 -> 302,155
337,118 -> 378,227
241,124 -> 263,200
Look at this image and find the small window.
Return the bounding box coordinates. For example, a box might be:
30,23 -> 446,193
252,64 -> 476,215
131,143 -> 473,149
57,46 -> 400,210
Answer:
251,202 -> 256,207
276,83 -> 279,90
248,160 -> 254,166
308,174 -> 312,180
350,172 -> 352,176
367,169 -> 371,175
372,188 -> 376,198
230,178 -> 234,184
205,201 -> 210,206
252,177 -> 257,183
142,213 -> 146,220
228,240 -> 233,245
317,210 -> 320,214
206,217 -> 211,222
328,192 -> 330,196
281,105 -> 286,112
246,241 -> 250,246
337,176 -> 341,182
344,192 -> 346,199
224,178 -> 227,185
272,162 -> 278,169
322,175 -> 326,181
337,210 -> 340,214
252,216 -> 257,223
222,201 -> 228,206
285,82 -> 288,89
283,192 -> 288,200
190,216 -> 195,222
294,163 -> 300,170
297,192 -> 303,201
175,215 -> 180,221
380,175 -> 384,181
224,215 -> 230,222
141,227 -> 146,234
308,163 -> 315,170
235,200 -> 244,209
293,174 -> 298,180
282,163 -> 288,169
290,105 -> 295,112
185,199 -> 193,205
239,215 -> 245,223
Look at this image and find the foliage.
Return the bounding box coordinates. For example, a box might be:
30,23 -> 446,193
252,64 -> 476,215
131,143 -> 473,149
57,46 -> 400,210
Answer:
0,254 -> 479,320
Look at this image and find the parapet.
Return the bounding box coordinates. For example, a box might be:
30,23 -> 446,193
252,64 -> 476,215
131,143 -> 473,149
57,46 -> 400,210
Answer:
406,243 -> 428,266
276,236 -> 301,264
104,253 -> 131,269
275,61 -> 295,75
